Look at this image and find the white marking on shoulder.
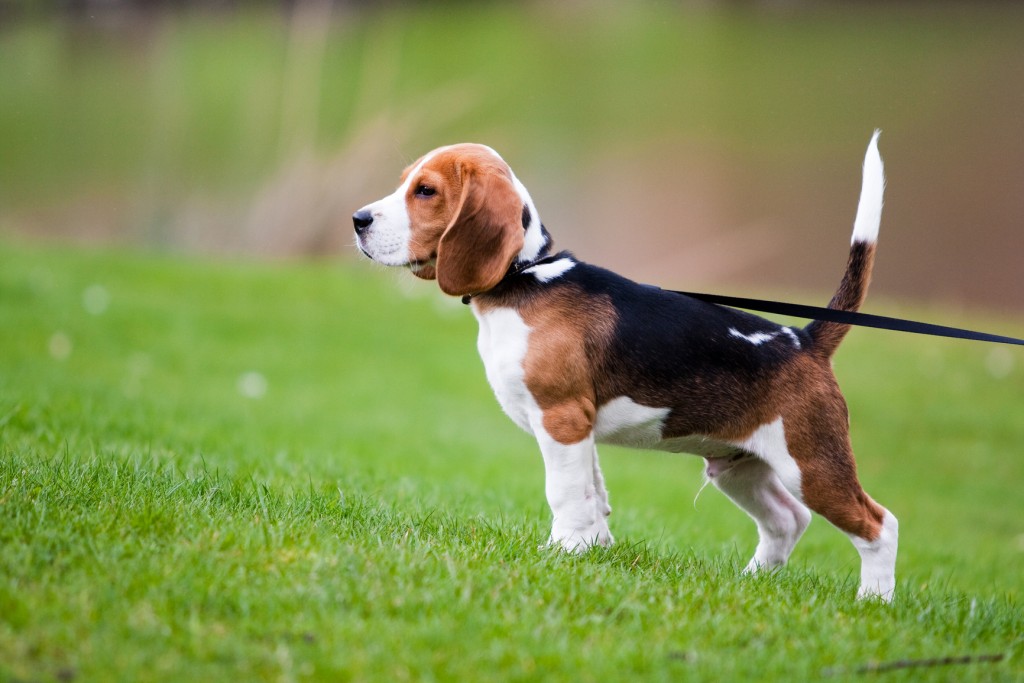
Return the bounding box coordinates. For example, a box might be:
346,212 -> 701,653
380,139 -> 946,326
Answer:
525,258 -> 575,283
730,417 -> 802,499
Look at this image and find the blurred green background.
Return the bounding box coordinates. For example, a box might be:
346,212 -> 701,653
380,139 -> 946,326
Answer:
2,0 -> 1023,314
2,6 -> 1023,679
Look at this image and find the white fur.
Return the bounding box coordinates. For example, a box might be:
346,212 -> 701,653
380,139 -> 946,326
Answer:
510,174 -> 546,262
781,327 -> 802,349
729,327 -> 801,350
593,396 -> 737,457
849,510 -> 899,602
472,305 -> 535,434
851,130 -> 885,245
729,328 -> 776,346
524,258 -> 575,283
729,417 -> 803,498
355,185 -> 412,266
594,396 -> 670,447
354,147 -> 450,266
700,418 -> 811,573
533,426 -> 613,551
711,458 -> 811,572
472,303 -> 611,551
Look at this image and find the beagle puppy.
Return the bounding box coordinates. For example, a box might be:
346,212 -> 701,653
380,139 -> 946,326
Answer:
353,133 -> 897,601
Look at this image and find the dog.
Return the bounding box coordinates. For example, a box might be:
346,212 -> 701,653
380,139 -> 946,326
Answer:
352,133 -> 897,601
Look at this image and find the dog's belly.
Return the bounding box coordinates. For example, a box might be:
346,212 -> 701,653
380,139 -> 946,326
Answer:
594,396 -> 740,457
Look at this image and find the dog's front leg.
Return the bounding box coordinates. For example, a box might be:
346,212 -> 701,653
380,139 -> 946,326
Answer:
534,426 -> 614,552
591,444 -> 612,519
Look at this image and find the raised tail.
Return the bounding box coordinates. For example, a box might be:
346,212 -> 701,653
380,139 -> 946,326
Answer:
806,131 -> 885,357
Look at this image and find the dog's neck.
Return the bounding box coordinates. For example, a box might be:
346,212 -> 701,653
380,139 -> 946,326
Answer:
516,198 -> 551,262
461,228 -> 556,306
509,243 -> 555,278
516,219 -> 553,264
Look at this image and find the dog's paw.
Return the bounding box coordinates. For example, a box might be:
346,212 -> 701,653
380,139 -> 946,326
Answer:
547,521 -> 614,553
856,580 -> 895,603
741,556 -> 785,575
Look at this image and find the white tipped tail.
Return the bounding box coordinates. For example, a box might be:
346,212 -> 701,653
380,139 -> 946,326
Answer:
807,131 -> 885,357
851,130 -> 885,245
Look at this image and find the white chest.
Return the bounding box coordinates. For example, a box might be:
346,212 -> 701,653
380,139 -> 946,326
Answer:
471,305 -> 537,434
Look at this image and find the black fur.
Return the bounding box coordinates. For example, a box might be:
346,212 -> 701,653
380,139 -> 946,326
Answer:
482,252 -> 810,436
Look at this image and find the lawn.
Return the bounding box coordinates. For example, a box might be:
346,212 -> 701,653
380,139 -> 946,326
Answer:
1,240 -> 1021,681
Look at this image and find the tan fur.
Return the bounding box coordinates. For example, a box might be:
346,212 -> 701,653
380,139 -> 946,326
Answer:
399,145 -> 525,295
477,286 -> 616,445
775,354 -> 885,541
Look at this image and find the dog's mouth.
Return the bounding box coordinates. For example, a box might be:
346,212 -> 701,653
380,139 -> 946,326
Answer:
408,257 -> 437,281
407,258 -> 436,274
355,239 -> 435,279
355,240 -> 411,268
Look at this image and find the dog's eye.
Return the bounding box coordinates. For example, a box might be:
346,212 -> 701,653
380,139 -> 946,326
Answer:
414,184 -> 436,198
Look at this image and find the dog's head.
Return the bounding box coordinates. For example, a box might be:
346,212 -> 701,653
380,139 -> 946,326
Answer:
353,144 -> 548,297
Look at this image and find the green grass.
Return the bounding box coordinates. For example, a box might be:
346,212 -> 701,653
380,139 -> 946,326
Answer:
1,241 -> 1022,681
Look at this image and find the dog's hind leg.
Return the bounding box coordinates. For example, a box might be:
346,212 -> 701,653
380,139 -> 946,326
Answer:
708,455 -> 812,572
783,399 -> 899,601
796,450 -> 898,602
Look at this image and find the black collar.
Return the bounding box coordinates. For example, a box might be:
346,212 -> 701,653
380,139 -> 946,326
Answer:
460,249 -> 555,305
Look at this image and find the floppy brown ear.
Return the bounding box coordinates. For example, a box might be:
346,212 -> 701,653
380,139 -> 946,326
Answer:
436,163 -> 525,297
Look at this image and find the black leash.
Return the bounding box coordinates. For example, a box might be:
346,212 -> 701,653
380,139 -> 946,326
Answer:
461,251 -> 1022,346
676,291 -> 1024,347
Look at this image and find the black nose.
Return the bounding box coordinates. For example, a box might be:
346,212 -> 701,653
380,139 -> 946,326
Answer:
352,209 -> 374,234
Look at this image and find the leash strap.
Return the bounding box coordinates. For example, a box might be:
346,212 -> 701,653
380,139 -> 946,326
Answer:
676,291 -> 1024,347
